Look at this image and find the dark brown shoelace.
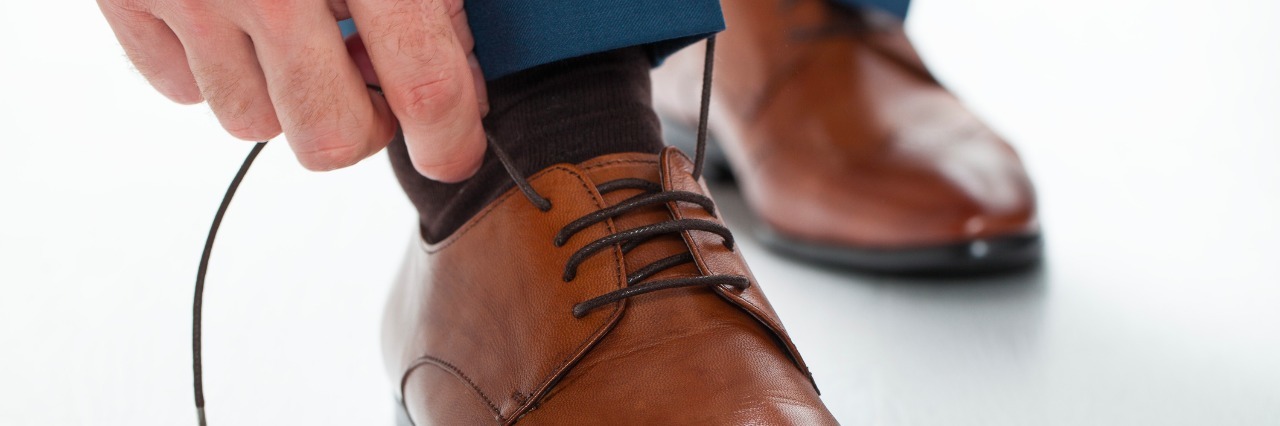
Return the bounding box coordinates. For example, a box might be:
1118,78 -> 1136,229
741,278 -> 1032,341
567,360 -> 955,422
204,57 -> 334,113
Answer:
556,178 -> 748,318
191,36 -> 727,425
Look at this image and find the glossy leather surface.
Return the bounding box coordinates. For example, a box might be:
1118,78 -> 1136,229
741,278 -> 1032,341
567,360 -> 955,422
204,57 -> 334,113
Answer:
653,0 -> 1039,249
383,149 -> 838,425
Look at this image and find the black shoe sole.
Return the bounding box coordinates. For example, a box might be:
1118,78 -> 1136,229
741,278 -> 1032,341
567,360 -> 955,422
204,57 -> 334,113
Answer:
661,115 -> 1043,275
757,224 -> 1042,275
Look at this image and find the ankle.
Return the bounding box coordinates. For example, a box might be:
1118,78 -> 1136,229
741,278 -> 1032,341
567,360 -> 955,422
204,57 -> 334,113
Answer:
390,47 -> 664,242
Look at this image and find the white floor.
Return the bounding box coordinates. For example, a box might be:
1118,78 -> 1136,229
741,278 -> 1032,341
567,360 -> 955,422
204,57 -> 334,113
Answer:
2,1 -> 1279,425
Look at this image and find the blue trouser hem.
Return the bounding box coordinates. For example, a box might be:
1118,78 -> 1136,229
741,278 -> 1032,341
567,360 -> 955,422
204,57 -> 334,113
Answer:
834,0 -> 911,19
467,0 -> 724,80
338,0 -> 910,80
341,1 -> 724,81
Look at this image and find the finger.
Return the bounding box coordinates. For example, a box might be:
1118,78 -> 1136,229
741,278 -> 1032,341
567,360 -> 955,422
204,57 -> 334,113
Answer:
350,0 -> 486,182
97,1 -> 201,104
345,33 -> 380,86
242,3 -> 396,171
468,53 -> 488,117
168,19 -> 282,142
448,8 -> 488,116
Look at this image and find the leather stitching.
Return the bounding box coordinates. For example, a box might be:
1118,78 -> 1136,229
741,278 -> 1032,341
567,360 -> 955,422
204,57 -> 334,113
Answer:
401,355 -> 505,421
581,158 -> 658,170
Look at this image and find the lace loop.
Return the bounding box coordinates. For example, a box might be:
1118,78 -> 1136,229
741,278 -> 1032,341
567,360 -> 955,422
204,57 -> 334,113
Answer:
562,218 -> 734,282
489,135 -> 552,212
572,275 -> 750,318
626,253 -> 695,285
595,178 -> 663,194
553,191 -> 716,247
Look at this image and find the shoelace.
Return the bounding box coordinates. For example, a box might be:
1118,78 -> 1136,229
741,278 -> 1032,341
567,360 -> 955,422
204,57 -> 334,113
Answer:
191,36 -> 725,425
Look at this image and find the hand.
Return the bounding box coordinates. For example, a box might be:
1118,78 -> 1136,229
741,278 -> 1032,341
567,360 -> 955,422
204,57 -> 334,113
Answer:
97,0 -> 488,182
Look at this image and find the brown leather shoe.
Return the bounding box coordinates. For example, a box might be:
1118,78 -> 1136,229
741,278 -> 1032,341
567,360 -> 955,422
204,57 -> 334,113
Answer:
382,147 -> 838,424
653,0 -> 1042,274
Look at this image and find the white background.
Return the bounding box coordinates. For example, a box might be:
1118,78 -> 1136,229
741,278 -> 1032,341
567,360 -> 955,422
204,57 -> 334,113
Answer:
2,0 -> 1279,424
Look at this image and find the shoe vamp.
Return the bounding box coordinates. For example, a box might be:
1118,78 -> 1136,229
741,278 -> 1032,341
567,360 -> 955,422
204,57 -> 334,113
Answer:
733,45 -> 1038,247
511,154 -> 834,425
516,280 -> 834,426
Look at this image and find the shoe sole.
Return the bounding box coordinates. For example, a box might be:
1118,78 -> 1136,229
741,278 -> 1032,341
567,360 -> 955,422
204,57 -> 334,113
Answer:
661,115 -> 1043,275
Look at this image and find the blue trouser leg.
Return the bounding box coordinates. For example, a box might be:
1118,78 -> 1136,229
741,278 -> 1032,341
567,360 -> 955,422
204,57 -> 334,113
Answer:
340,0 -> 724,81
831,0 -> 911,20
338,19 -> 358,38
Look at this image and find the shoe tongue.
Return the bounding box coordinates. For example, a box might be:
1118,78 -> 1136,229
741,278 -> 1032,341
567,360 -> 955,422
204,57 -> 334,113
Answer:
575,152 -> 703,281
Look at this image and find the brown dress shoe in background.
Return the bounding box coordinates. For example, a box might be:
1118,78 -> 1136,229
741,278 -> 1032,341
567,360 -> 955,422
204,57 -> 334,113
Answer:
654,0 -> 1042,274
382,148 -> 838,425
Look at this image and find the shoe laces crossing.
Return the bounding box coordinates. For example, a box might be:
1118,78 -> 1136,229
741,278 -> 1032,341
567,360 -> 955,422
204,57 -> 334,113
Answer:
557,178 -> 747,318
489,36 -> 747,318
190,37 -> 727,425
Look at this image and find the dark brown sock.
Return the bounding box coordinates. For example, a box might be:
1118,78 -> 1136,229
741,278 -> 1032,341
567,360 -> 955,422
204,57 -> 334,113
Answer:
388,46 -> 664,243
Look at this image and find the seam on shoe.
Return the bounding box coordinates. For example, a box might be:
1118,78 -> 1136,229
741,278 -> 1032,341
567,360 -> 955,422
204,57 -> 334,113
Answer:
664,161 -> 715,284
659,150 -> 751,325
581,158 -> 658,170
659,149 -> 818,390
401,355 -> 505,421
505,168 -> 628,424
411,164 -> 629,423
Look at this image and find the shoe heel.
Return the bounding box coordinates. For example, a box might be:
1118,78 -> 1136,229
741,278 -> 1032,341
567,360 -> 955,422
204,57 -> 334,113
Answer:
659,114 -> 733,181
394,400 -> 413,426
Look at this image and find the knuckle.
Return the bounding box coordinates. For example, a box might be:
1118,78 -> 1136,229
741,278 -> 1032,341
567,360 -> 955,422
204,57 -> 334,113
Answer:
197,66 -> 249,111
223,116 -> 280,141
363,5 -> 452,61
248,1 -> 304,35
398,73 -> 465,122
166,0 -> 212,27
102,0 -> 152,24
292,131 -> 367,171
181,17 -> 220,40
275,61 -> 344,128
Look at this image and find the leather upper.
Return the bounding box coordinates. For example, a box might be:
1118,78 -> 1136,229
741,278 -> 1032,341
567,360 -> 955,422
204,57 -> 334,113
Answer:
382,148 -> 838,425
653,0 -> 1039,248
